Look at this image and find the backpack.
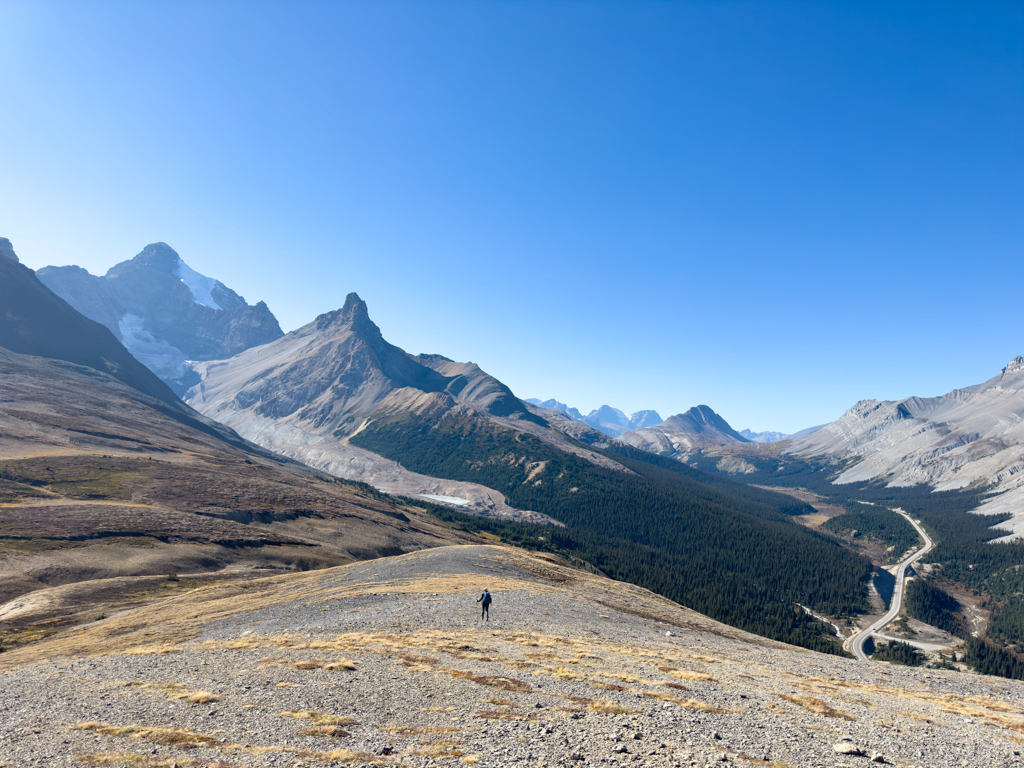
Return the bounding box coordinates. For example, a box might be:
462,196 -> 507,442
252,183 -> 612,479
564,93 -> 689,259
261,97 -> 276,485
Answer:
482,591 -> 492,606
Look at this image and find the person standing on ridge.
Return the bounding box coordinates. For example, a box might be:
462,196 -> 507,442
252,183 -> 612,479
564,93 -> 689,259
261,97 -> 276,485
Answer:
477,589 -> 492,622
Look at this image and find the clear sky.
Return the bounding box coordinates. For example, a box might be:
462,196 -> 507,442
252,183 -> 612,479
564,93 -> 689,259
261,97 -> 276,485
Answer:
2,1 -> 1022,434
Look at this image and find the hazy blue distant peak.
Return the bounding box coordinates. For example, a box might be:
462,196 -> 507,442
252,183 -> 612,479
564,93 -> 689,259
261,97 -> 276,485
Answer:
587,404 -> 629,424
0,237 -> 19,263
739,428 -> 790,443
526,398 -> 585,421
528,399 -> 662,436
628,409 -> 663,429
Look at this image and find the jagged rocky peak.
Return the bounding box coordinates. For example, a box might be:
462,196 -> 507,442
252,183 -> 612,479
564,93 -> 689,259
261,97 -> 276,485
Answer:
0,237 -> 19,263
36,242 -> 284,396
1003,356 -> 1024,376
316,292 -> 372,329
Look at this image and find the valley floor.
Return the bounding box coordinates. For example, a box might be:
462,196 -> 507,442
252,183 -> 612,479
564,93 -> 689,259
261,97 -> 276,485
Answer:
1,546 -> 1022,768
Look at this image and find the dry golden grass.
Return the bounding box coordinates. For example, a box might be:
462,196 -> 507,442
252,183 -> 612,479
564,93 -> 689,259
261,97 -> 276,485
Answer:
75,722 -> 227,749
462,756 -> 481,764
125,681 -> 221,704
443,669 -> 532,692
589,699 -> 634,715
679,699 -> 727,714
474,710 -> 537,720
297,725 -> 351,738
74,755 -> 157,767
279,710 -> 359,726
387,725 -> 460,737
249,745 -> 384,764
324,658 -> 357,671
122,646 -> 182,656
778,695 -> 855,721
413,739 -> 464,759
668,669 -> 716,683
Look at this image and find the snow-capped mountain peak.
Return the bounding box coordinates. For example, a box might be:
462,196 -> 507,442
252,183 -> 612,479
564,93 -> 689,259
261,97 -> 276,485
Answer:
174,258 -> 223,310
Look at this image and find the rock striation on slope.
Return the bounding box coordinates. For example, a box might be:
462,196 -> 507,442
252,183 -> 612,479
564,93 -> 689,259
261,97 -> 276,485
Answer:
619,404 -> 751,459
186,293 -> 621,522
36,241 -> 283,395
788,357 -> 1024,538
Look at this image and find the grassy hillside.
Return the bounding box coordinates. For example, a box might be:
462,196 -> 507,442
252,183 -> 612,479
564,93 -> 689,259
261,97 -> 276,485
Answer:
351,411 -> 872,653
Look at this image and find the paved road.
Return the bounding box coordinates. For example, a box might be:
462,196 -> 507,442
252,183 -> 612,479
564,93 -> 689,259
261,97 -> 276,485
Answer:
850,509 -> 934,662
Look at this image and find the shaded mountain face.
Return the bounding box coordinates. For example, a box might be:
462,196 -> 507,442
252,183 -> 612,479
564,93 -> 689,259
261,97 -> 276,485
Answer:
0,237 -> 19,263
37,242 -> 283,395
620,404 -> 749,458
0,256 -> 472,639
0,242 -> 181,409
788,357 -> 1024,536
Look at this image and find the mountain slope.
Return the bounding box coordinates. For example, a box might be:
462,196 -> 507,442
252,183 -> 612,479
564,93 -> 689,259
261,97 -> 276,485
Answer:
0,249 -> 472,648
2,544 -> 1011,768
1,242 -> 182,408
186,293 -> 619,523
186,295 -> 873,652
37,242 -> 283,394
788,357 -> 1024,537
620,404 -> 750,458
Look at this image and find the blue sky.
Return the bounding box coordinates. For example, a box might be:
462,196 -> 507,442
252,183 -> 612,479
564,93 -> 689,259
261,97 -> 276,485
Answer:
2,1 -> 1022,434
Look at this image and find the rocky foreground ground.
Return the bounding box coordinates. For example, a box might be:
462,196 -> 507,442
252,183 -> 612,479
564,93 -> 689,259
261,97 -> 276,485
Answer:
2,545 -> 1023,768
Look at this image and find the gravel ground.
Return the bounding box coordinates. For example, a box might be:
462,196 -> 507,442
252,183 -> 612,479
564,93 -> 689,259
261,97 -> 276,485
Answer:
2,545 -> 1024,768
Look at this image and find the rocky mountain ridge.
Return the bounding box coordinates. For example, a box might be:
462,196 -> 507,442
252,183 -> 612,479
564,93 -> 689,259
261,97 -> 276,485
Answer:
186,293 -> 621,522
0,250 -> 474,645
788,357 -> 1024,538
36,241 -> 283,395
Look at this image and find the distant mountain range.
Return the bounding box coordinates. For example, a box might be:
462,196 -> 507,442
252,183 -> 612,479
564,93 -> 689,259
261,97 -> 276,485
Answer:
37,242 -> 283,395
739,428 -> 790,443
526,398 -> 663,437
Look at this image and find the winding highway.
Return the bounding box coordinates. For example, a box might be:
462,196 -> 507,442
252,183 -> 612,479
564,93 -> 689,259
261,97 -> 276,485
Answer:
849,509 -> 934,662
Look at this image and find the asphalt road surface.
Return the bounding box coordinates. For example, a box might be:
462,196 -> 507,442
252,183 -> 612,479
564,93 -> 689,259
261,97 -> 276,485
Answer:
850,509 -> 934,662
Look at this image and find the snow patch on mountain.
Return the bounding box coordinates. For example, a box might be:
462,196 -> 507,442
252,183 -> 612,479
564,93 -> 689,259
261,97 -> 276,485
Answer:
174,258 -> 223,310
117,314 -> 190,382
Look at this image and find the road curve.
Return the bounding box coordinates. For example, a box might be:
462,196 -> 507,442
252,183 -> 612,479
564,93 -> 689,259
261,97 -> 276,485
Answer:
850,509 -> 934,662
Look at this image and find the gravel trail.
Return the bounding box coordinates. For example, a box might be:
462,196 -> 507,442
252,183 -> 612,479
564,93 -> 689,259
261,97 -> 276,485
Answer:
2,545 -> 1023,768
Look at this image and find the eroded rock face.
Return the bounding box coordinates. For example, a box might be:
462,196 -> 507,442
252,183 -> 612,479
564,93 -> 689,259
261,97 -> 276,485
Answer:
37,242 -> 283,395
0,237 -> 19,263
184,293 -> 618,523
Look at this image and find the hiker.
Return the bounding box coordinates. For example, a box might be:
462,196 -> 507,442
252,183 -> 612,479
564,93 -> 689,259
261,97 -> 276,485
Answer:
477,588 -> 492,621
